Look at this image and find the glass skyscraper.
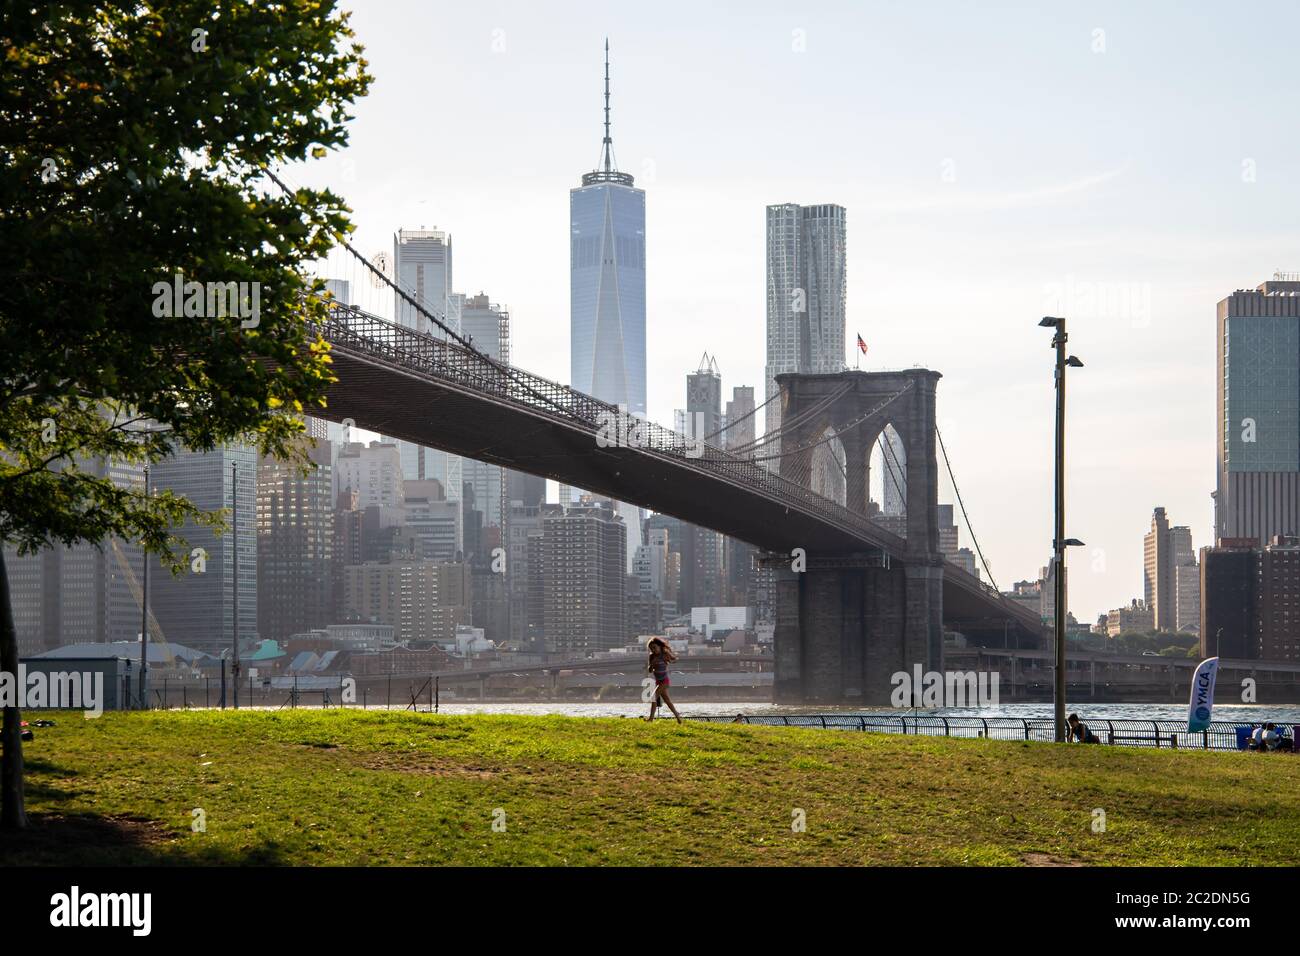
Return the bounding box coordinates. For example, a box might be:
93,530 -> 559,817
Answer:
569,41 -> 645,567
150,444 -> 258,656
1216,276 -> 1300,544
570,42 -> 646,418
570,181 -> 646,415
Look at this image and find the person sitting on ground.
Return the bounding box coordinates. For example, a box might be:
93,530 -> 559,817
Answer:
1066,712 -> 1101,744
1262,722 -> 1281,752
1249,724 -> 1267,750
1278,727 -> 1296,753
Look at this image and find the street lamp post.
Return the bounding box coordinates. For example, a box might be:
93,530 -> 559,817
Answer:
139,465 -> 150,710
231,460 -> 240,710
124,422 -> 173,710
1040,316 -> 1084,742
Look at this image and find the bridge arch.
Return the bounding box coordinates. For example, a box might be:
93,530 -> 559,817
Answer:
771,369 -> 945,703
774,368 -> 941,561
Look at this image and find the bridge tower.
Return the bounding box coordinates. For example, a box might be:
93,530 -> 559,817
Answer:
771,369 -> 944,704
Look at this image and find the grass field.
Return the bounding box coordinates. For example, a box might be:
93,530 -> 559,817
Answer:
2,709 -> 1297,866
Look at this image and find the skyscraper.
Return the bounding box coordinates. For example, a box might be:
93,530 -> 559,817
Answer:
685,353 -> 723,442
150,445 -> 258,655
569,40 -> 645,567
1143,507 -> 1198,633
393,227 -> 454,337
256,443 -> 334,642
390,226 -> 462,514
461,293 -> 511,530
570,41 -> 646,417
3,456 -> 144,655
1215,274 -> 1300,544
764,203 -> 847,443
723,385 -> 756,452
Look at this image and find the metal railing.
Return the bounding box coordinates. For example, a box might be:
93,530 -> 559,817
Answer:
314,302 -> 1035,627
316,302 -> 890,542
688,714 -> 1292,752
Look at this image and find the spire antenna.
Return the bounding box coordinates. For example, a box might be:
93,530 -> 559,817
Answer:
582,39 -> 635,187
602,39 -> 614,172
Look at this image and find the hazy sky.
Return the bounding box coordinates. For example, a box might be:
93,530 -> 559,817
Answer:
294,0 -> 1300,623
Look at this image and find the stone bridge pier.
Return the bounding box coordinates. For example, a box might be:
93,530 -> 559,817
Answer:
771,370 -> 945,705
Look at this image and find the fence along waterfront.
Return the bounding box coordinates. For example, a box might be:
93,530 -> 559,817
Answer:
689,714 -> 1284,752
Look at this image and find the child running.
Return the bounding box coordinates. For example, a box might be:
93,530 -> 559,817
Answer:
645,636 -> 682,723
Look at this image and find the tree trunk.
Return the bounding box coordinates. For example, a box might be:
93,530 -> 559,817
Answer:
0,546 -> 28,829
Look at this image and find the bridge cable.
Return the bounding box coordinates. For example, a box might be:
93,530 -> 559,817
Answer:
935,424 -> 998,591
725,381 -> 857,456
877,431 -> 907,515
818,428 -> 907,521
701,388 -> 781,442
747,382 -> 914,463
260,166 -> 580,423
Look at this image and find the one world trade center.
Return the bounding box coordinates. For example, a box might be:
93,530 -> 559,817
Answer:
569,40 -> 646,567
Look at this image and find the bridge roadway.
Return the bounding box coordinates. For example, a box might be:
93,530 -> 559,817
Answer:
312,304 -> 1043,644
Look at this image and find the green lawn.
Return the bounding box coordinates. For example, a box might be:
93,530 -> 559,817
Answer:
2,709 -> 1296,866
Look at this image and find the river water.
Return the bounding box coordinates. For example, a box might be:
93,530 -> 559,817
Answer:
412,701 -> 1300,724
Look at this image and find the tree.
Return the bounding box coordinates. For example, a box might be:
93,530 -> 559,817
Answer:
0,2 -> 372,829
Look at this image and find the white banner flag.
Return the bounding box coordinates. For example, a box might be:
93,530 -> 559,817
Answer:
1187,657 -> 1219,732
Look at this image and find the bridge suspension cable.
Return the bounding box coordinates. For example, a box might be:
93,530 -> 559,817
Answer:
724,381 -> 856,457
877,430 -> 907,514
702,387 -> 780,443
260,165 -> 581,423
747,381 -> 914,464
810,424 -> 907,530
935,425 -> 997,591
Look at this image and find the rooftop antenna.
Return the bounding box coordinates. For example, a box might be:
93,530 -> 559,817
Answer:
602,38 -> 614,172
583,40 -> 634,186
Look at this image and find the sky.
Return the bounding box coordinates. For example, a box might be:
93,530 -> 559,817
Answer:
290,0 -> 1300,623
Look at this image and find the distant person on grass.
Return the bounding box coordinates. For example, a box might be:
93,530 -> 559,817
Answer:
1261,722 -> 1288,752
1248,723 -> 1285,751
645,637 -> 682,724
1067,712 -> 1101,744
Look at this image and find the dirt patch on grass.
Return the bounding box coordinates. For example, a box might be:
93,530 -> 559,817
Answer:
347,749 -> 504,778
1021,852 -> 1084,867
